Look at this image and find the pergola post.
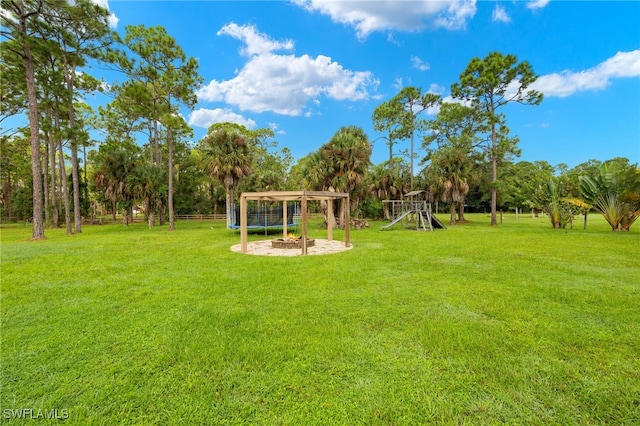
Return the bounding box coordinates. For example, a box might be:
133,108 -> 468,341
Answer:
240,194 -> 248,253
344,195 -> 350,247
301,195 -> 308,255
326,199 -> 333,241
282,200 -> 287,238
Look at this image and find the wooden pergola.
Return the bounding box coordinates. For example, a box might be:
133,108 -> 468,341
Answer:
239,190 -> 350,255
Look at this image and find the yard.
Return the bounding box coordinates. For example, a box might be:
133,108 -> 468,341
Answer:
1,214 -> 638,424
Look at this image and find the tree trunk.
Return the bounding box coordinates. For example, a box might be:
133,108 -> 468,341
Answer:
43,136 -> 50,226
449,202 -> 456,225
583,211 -> 588,230
490,123 -> 498,226
71,143 -> 82,232
225,186 -> 233,229
383,202 -> 390,221
410,128 -> 414,191
458,200 -> 465,222
66,64 -> 82,233
3,171 -> 13,221
158,201 -> 165,225
56,118 -> 72,235
209,184 -> 217,214
21,24 -> 45,240
167,127 -> 175,231
147,201 -> 155,229
388,134 -> 393,172
50,127 -> 59,228
122,207 -> 129,226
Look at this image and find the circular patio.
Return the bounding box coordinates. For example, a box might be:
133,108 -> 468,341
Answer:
231,239 -> 353,256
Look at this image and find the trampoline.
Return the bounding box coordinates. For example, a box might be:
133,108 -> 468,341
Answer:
230,202 -> 299,232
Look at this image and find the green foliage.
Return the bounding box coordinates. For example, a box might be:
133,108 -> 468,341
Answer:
498,160 -> 554,211
2,215 -> 639,424
0,135 -> 32,221
451,52 -> 543,110
90,141 -> 141,223
200,125 -> 253,192
367,159 -> 410,219
579,161 -> 640,231
534,177 -> 573,229
371,96 -> 405,165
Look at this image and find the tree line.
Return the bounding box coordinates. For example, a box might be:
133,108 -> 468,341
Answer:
2,1 -> 638,237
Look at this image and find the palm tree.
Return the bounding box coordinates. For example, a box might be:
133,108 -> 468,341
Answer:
129,163 -> 166,228
535,177 -> 572,229
368,159 -> 410,220
92,145 -> 138,224
321,126 -> 372,192
298,151 -> 329,191
320,126 -> 372,221
426,145 -> 472,225
200,127 -> 252,228
580,162 -> 640,231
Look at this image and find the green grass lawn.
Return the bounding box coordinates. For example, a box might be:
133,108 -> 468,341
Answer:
1,214 -> 639,424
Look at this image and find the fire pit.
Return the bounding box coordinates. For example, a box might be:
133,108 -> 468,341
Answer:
271,237 -> 315,249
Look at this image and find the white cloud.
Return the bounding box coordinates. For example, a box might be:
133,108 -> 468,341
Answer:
411,56 -> 430,71
427,83 -> 445,95
197,23 -> 379,116
217,23 -> 294,56
188,108 -> 256,129
268,122 -> 286,135
292,0 -> 477,38
89,0 -> 119,28
533,50 -> 640,97
492,5 -> 511,23
434,0 -> 477,30
429,95 -> 473,116
527,0 -> 551,10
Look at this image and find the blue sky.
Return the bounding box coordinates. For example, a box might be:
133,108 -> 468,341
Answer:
96,1 -> 639,168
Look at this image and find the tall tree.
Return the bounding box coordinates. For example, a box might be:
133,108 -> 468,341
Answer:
451,52 -> 543,226
2,0 -> 116,237
372,99 -> 404,171
387,87 -> 440,190
320,126 -> 372,222
48,0 -> 115,233
120,25 -> 202,231
1,0 -> 55,239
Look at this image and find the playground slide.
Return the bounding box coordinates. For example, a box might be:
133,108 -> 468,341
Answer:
430,215 -> 446,229
380,210 -> 414,230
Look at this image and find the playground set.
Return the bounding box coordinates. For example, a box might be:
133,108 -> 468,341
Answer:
381,190 -> 446,231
